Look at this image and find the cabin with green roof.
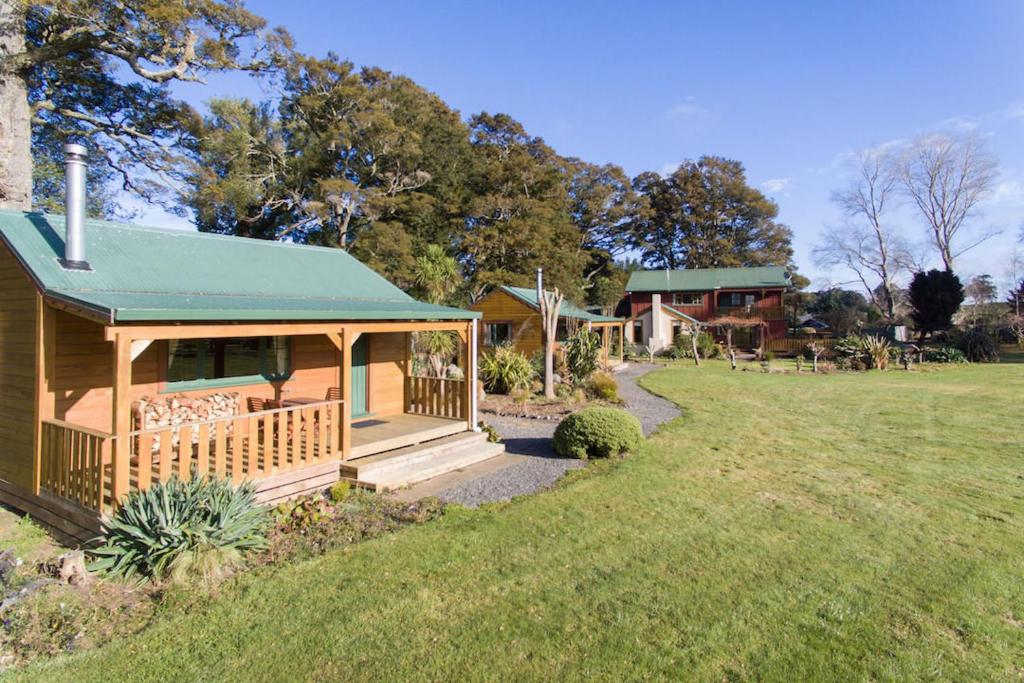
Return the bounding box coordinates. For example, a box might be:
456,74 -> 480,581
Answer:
469,285 -> 624,363
625,266 -> 792,351
0,209 -> 503,544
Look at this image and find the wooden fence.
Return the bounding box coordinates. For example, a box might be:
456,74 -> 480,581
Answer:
405,376 -> 466,419
766,337 -> 836,356
40,400 -> 343,512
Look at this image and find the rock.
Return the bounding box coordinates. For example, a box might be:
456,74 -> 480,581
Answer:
53,551 -> 92,586
0,549 -> 16,587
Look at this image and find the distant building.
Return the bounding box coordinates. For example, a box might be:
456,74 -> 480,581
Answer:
624,266 -> 791,351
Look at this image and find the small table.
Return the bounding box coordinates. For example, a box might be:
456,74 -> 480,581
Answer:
282,397 -> 321,407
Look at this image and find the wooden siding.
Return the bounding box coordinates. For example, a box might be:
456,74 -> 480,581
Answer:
0,243 -> 38,490
471,290 -> 544,355
52,319 -> 408,431
630,289 -> 785,321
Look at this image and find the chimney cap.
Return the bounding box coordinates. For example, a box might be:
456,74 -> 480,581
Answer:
64,142 -> 87,158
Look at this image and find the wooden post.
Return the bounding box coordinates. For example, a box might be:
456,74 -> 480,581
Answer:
111,333 -> 132,505
618,324 -> 624,362
33,296 -> 56,494
403,331 -> 411,412
340,327 -> 352,460
463,322 -> 473,428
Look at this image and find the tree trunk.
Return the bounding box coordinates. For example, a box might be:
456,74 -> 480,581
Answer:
690,329 -> 701,367
0,1 -> 32,210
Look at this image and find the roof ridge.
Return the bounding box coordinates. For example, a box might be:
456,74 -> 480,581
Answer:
4,210 -> 357,256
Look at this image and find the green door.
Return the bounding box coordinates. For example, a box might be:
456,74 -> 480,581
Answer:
351,335 -> 369,418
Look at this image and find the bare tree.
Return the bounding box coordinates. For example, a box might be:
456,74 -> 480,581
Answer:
898,133 -> 998,270
536,270 -> 563,399
816,148 -> 910,320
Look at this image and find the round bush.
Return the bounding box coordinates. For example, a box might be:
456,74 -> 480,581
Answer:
552,407 -> 643,460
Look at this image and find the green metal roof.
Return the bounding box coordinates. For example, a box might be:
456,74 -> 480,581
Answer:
499,286 -> 622,324
626,266 -> 790,292
0,210 -> 478,323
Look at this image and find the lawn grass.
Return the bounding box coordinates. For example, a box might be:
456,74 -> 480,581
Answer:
15,361 -> 1024,681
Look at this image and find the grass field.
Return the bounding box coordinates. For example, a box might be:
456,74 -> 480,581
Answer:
16,360 -> 1024,682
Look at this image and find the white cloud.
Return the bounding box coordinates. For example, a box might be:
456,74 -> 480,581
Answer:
988,179 -> 1024,207
761,178 -> 791,194
665,96 -> 710,121
658,161 -> 680,177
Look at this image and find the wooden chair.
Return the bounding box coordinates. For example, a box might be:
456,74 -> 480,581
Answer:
325,387 -> 342,402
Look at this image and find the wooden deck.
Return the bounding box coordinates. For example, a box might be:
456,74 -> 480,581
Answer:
350,413 -> 468,459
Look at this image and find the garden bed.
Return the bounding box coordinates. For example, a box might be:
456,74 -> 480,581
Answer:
0,491 -> 443,671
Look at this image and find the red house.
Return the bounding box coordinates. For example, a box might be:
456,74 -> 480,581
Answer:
624,266 -> 791,351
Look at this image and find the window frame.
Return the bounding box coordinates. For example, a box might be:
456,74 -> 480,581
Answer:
161,336 -> 294,393
672,292 -> 703,307
483,321 -> 514,347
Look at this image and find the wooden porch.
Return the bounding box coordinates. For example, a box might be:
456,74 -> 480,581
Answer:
30,316 -> 481,528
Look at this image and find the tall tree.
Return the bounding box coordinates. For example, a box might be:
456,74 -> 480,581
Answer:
561,158 -> 641,292
899,133 -> 998,270
806,288 -> 875,336
964,274 -> 996,306
461,113 -> 585,300
187,57 -> 475,289
1,0 -> 286,210
815,148 -> 909,320
30,125 -> 126,218
908,269 -> 964,343
630,156 -> 796,271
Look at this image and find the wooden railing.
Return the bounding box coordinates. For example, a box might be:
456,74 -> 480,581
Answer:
405,376 -> 466,419
767,337 -> 836,355
40,419 -> 114,511
40,400 -> 343,511
716,305 -> 785,320
129,399 -> 343,490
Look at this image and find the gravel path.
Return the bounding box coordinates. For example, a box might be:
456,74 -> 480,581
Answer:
435,363 -> 679,507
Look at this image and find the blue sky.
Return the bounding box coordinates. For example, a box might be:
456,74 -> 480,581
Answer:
145,0 -> 1024,292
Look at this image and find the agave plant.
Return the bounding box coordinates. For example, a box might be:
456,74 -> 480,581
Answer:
90,475 -> 268,584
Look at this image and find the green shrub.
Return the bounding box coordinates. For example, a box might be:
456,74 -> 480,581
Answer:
90,476 -> 268,584
480,344 -> 536,394
552,407 -> 643,460
585,371 -> 620,402
563,329 -> 601,384
672,333 -> 694,359
478,421 -> 501,443
924,346 -> 967,363
696,332 -> 719,358
957,327 -> 999,362
328,480 -> 351,503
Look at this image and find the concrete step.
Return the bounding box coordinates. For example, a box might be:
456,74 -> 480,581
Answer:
340,431 -> 488,480
346,436 -> 505,491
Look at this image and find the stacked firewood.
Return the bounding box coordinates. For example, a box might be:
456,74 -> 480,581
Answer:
133,393 -> 242,452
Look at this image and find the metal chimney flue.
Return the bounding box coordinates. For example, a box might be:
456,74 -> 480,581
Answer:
61,143 -> 91,271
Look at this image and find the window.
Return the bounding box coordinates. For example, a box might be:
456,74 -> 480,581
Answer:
165,336 -> 291,390
556,319 -> 572,342
672,292 -> 702,306
483,322 -> 513,346
632,320 -> 644,343
718,292 -> 742,307
744,293 -> 756,307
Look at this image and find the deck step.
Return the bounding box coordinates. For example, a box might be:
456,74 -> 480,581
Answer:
342,432 -> 505,491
